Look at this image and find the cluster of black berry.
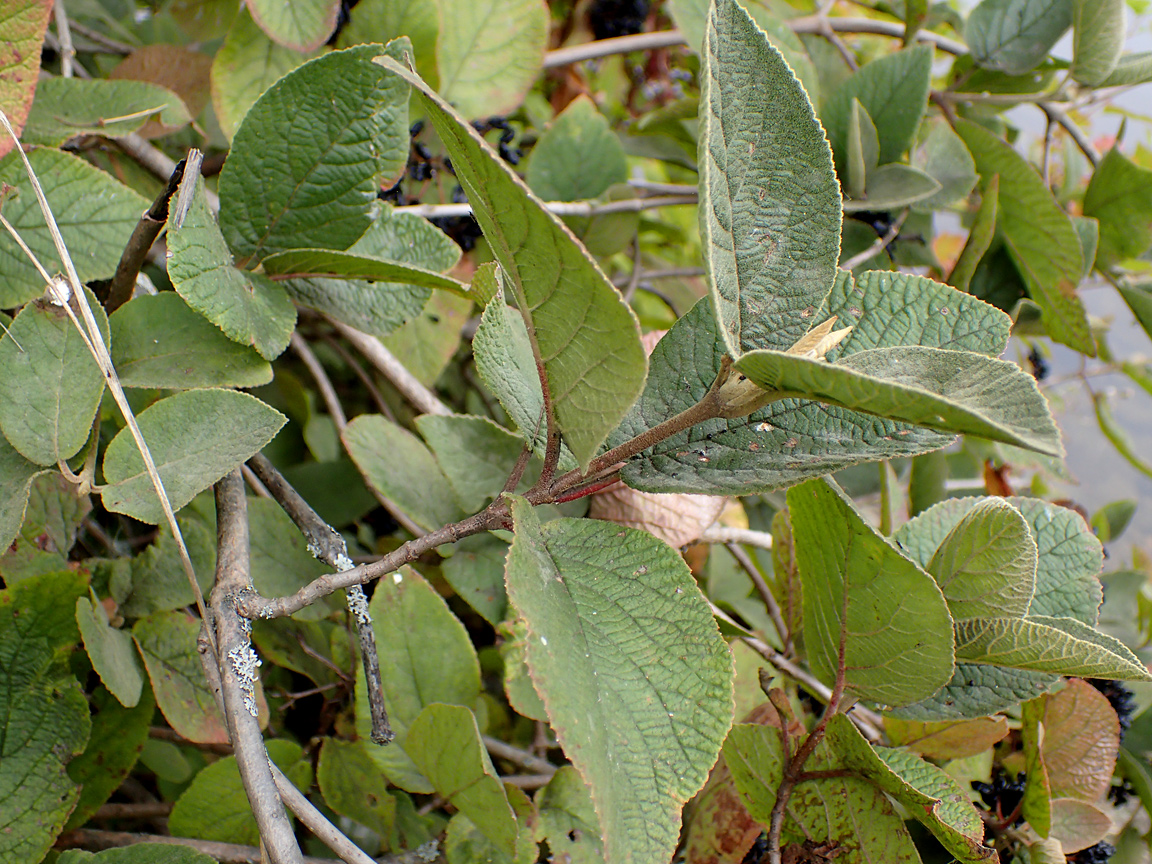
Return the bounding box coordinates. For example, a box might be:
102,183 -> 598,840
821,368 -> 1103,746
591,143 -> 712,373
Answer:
1088,679 -> 1137,740
971,770 -> 1026,825
588,0 -> 650,40
1027,346 -> 1049,381
1070,841 -> 1116,863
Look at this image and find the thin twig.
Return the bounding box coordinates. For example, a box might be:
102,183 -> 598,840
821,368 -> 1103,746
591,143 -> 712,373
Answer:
113,134 -> 222,213
55,829 -> 430,864
245,453 -> 394,745
766,582 -> 853,864
53,0 -> 76,78
500,774 -> 554,789
268,763 -> 384,864
393,194 -> 697,220
293,329 -> 427,537
327,318 -> 451,417
212,471 -> 302,864
241,464 -> 271,498
91,803 -> 173,820
483,735 -> 557,776
723,542 -> 790,654
1041,114 -> 1055,187
741,634 -> 882,741
839,209 -> 909,272
291,332 -> 347,429
621,235 -> 643,303
544,30 -> 690,68
700,525 -> 773,549
104,155 -> 188,313
611,265 -> 705,288
66,20 -> 136,54
1040,102 -> 1101,167
321,333 -> 396,421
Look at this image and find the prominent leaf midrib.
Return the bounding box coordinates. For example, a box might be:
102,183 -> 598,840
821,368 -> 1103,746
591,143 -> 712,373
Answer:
437,0 -> 495,96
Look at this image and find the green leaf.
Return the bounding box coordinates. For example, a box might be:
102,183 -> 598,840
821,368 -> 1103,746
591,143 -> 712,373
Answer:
340,0 -> 440,87
167,171 -> 296,361
472,287 -> 557,464
700,0 -> 841,356
1022,694 -> 1053,835
618,270 -> 1010,494
844,163 -> 942,212
825,715 -> 994,862
0,0 -> 51,159
355,566 -> 481,793
926,498 -> 1038,620
211,7 -> 312,141
1083,144 -> 1152,268
435,0 -> 548,118
76,594 -> 144,707
0,571 -> 90,863
1094,390 -> 1152,480
1071,0 -> 1125,84
887,663 -> 1060,721
218,41 -> 411,264
1091,499 -> 1137,543
823,45 -> 933,172
526,96 -> 628,202
0,288 -> 107,466
894,496 -> 1104,625
966,0 -> 1074,74
317,737 -> 397,840
343,414 -> 466,532
913,120 -> 979,211
955,615 -> 1152,680
169,739 -> 311,845
499,618 -> 548,722
377,57 -> 646,470
282,209 -> 461,338
416,414 -> 526,513
734,345 -> 1063,457
949,174 -> 999,292
264,248 -> 467,295
1100,51 -> 1152,86
0,435 -> 41,551
537,766 -> 604,864
64,685 -> 153,832
1072,216 -> 1099,281
132,611 -> 231,744
246,0 -> 339,50
110,293 -> 273,390
101,389 -> 286,525
247,497 -> 335,620
23,77 -> 190,145
121,501 -> 217,618
407,704 -> 519,857
787,478 -> 955,706
724,723 -> 923,862
505,498 -> 734,864
59,846 -> 216,864
382,290 -> 473,386
956,119 -> 1091,354
846,99 -> 879,200
0,148 -> 149,308
720,722 -> 785,822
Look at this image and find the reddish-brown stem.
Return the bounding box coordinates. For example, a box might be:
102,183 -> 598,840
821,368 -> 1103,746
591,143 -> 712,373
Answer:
765,580 -> 852,864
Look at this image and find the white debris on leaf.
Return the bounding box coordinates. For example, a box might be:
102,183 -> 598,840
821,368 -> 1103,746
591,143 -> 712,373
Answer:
46,275 -> 72,306
228,644 -> 262,717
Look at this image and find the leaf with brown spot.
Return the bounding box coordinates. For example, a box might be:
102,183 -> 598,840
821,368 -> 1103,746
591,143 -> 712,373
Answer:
0,0 -> 52,158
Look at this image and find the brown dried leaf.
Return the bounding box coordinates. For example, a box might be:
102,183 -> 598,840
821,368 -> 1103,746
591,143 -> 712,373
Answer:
883,716 -> 1010,761
589,484 -> 726,549
109,45 -> 213,137
1039,679 -> 1120,802
1048,798 -> 1112,853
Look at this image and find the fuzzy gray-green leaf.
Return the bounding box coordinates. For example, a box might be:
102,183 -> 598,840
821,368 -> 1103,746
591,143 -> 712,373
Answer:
376,57 -> 645,470
505,498 -> 733,864
701,0 -> 841,355
966,0 -> 1073,75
